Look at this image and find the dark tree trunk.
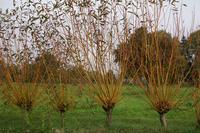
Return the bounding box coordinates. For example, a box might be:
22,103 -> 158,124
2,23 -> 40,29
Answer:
106,108 -> 113,127
60,112 -> 65,133
102,105 -> 114,127
160,113 -> 167,129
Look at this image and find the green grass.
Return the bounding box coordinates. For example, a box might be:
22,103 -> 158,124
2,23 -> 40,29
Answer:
0,84 -> 199,133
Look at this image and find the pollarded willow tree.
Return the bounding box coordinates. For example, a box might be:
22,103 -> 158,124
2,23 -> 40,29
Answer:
129,0 -> 189,129
0,43 -> 43,130
115,28 -> 188,129
137,31 -> 187,129
0,3 -> 51,129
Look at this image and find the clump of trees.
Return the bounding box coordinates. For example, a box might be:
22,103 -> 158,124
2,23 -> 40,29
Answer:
115,27 -> 187,83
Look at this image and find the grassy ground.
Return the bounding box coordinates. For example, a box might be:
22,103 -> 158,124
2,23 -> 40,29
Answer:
0,84 -> 199,133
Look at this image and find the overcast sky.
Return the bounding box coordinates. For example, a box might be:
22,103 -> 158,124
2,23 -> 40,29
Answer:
0,0 -> 200,36
179,0 -> 200,35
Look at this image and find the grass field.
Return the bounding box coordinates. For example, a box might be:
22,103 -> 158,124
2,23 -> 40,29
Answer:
0,85 -> 199,133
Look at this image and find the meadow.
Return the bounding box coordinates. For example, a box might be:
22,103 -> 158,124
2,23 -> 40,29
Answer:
0,84 -> 198,133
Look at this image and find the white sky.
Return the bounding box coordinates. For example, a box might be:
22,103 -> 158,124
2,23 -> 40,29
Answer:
0,0 -> 200,35
180,0 -> 200,35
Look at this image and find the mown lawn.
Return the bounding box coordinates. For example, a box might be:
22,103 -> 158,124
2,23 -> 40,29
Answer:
0,85 -> 199,133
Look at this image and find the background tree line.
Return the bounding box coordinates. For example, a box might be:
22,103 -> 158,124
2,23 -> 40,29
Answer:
0,27 -> 199,86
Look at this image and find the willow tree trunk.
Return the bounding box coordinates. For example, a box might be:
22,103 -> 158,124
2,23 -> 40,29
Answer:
106,108 -> 113,127
160,113 -> 167,129
102,106 -> 113,127
60,112 -> 65,133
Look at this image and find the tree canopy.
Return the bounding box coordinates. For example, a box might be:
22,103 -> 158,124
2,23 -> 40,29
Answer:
115,27 -> 187,84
